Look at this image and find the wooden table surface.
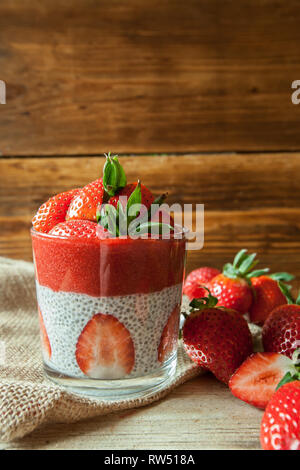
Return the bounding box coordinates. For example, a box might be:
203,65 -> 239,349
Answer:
0,375 -> 263,450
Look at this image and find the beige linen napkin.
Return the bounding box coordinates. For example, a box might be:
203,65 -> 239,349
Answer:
0,257 -> 203,442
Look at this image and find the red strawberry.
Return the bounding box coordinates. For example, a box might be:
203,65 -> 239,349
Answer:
49,220 -> 100,239
229,352 -> 294,409
206,249 -> 269,315
249,273 -> 294,325
158,305 -> 180,363
66,178 -> 105,222
76,313 -> 135,379
38,307 -> 51,360
261,381 -> 300,450
109,182 -> 154,212
183,267 -> 221,301
32,188 -> 79,233
182,292 -> 253,384
262,304 -> 300,359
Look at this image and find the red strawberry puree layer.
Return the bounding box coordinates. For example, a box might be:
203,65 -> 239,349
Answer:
32,230 -> 186,297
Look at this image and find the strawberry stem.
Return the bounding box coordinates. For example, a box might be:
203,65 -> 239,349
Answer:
276,349 -> 300,391
189,288 -> 218,311
223,249 -> 269,284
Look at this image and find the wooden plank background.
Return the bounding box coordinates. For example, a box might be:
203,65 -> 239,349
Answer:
1,0 -> 300,450
1,0 -> 300,155
1,153 -> 300,277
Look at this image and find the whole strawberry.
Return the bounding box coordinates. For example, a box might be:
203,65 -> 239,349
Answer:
262,295 -> 300,359
50,220 -> 99,239
249,273 -> 294,325
207,249 -> 269,315
261,380 -> 300,450
183,267 -> 221,300
66,178 -> 105,222
182,290 -> 253,384
32,188 -> 79,233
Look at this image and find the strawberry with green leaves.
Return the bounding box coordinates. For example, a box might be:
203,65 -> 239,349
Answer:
182,290 -> 253,384
262,290 -> 300,359
206,249 -> 269,315
249,272 -> 294,325
183,267 -> 221,300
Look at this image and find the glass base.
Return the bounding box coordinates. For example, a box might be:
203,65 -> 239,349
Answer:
44,353 -> 177,401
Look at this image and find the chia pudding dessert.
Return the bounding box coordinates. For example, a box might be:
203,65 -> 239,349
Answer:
31,154 -> 187,398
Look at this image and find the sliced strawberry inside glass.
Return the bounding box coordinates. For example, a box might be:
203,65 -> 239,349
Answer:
76,313 -> 135,379
38,307 -> 51,360
158,305 -> 180,363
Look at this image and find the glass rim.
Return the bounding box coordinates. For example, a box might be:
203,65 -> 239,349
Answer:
30,224 -> 189,242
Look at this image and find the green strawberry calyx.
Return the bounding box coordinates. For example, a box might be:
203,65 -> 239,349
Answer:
278,282 -> 300,305
276,348 -> 300,391
189,288 -> 218,312
222,249 -> 269,283
97,180 -> 174,237
103,152 -> 127,197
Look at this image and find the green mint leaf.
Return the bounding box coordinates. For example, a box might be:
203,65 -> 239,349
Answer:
127,181 -> 142,224
131,222 -> 174,236
103,153 -> 127,197
113,156 -> 127,188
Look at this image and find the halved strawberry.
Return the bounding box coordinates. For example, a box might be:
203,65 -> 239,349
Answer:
32,188 -> 79,233
49,220 -> 99,239
158,305 -> 180,363
76,313 -> 135,379
229,352 -> 293,409
183,267 -> 221,301
38,307 -> 51,360
66,178 -> 105,222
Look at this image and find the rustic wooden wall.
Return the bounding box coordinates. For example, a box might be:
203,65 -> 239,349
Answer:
0,1 -> 300,276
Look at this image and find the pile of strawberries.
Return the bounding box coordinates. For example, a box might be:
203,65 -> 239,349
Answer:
32,153 -> 160,237
182,250 -> 300,451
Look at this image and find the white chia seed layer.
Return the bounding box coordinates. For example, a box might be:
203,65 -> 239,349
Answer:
36,282 -> 182,378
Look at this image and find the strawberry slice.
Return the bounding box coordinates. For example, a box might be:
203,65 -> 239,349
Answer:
158,305 -> 180,363
229,352 -> 293,409
32,188 -> 79,233
66,178 -> 105,222
38,307 -> 51,360
76,313 -> 135,379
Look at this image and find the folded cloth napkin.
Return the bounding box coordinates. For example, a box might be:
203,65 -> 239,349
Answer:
0,257 -> 203,442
